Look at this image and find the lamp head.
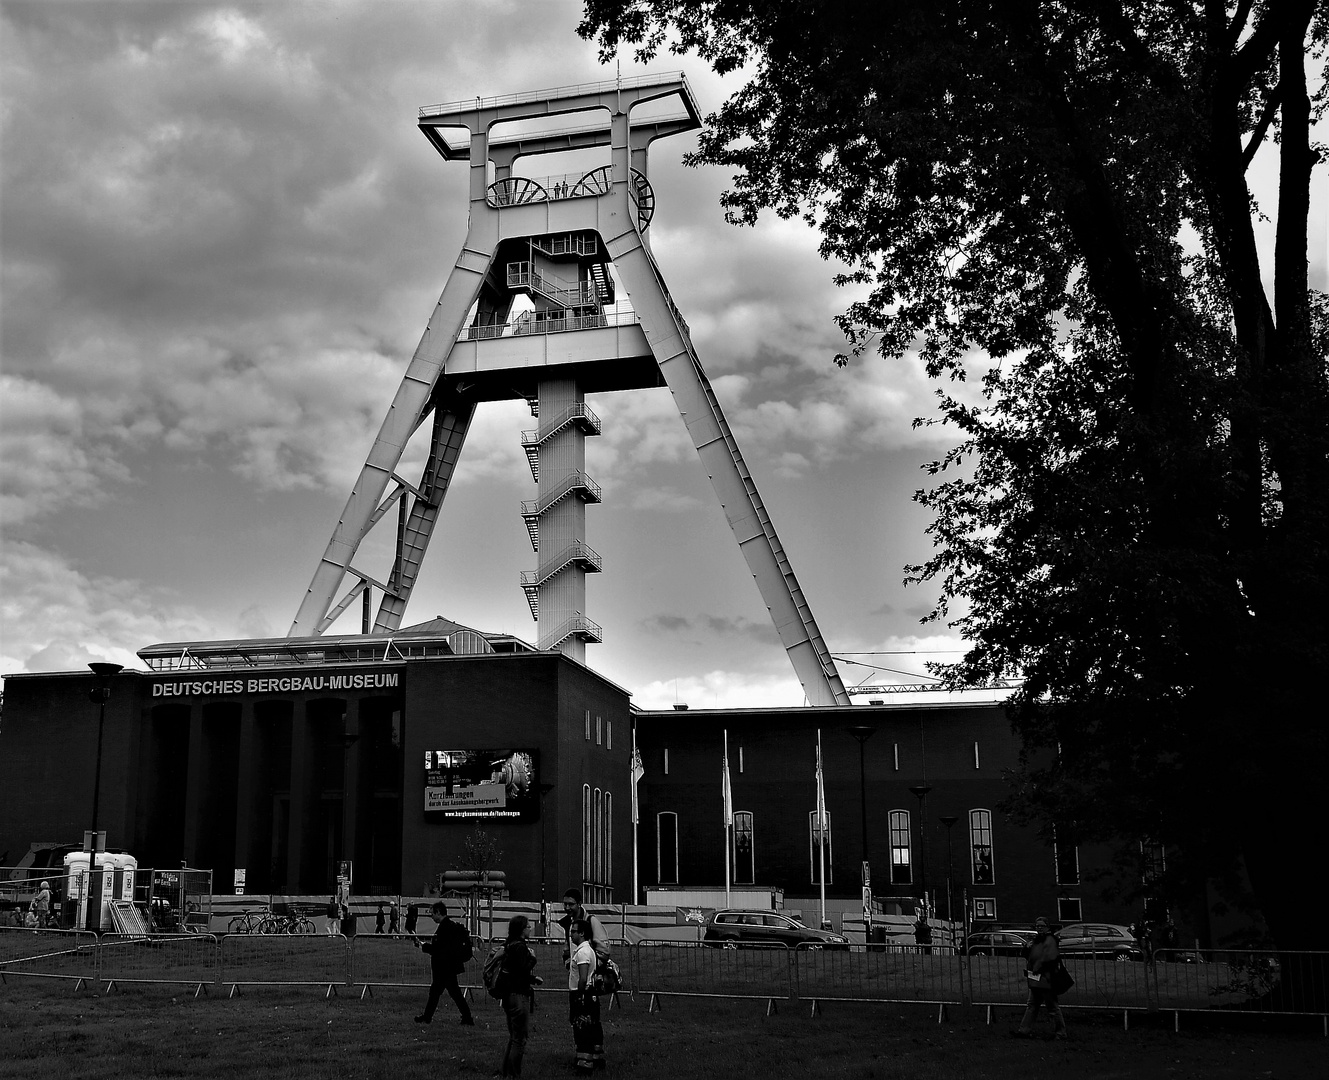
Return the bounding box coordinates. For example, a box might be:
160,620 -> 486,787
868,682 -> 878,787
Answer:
908,784 -> 933,800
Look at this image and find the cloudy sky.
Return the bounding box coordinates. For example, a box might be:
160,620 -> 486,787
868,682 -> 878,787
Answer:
3,2 -> 1316,709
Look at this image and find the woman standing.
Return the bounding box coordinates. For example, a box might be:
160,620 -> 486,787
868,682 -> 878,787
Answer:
499,915 -> 541,1077
1016,916 -> 1068,1039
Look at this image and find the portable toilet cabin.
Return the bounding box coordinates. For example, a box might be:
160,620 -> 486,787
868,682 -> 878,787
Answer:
63,851 -> 137,931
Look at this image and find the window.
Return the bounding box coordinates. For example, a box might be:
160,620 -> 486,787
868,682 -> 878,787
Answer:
739,746 -> 744,773
974,898 -> 997,920
593,788 -> 602,882
808,811 -> 833,884
1057,897 -> 1082,922
585,711 -> 591,741
893,743 -> 900,771
973,741 -> 980,769
596,716 -> 602,745
663,748 -> 669,775
606,718 -> 612,750
582,785 -> 592,882
888,809 -> 912,884
603,793 -> 612,887
657,812 -> 678,884
970,809 -> 995,884
733,811 -> 754,884
1053,829 -> 1079,886
1141,839 -> 1166,884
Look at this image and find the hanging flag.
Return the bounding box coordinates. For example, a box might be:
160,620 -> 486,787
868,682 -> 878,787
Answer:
722,737 -> 733,828
814,737 -> 828,839
630,747 -> 644,824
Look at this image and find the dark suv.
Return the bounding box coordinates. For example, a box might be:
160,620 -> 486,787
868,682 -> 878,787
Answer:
703,909 -> 850,949
1056,922 -> 1142,961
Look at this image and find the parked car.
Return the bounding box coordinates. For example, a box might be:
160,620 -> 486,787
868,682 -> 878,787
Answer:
703,909 -> 850,949
965,929 -> 1037,956
1056,922 -> 1142,960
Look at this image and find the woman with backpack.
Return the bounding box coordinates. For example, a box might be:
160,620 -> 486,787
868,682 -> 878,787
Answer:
497,914 -> 541,1077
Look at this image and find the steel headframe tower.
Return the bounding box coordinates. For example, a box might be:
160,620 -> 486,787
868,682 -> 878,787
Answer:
290,72 -> 849,706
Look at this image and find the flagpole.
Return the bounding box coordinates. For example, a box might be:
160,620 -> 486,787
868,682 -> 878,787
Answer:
723,729 -> 732,908
631,723 -> 639,906
817,729 -> 826,929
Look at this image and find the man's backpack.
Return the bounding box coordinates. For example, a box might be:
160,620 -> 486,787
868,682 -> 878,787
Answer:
591,955 -> 622,996
482,943 -> 506,998
457,926 -> 474,964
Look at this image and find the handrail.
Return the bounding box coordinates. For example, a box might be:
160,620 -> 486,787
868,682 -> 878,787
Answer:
543,615 -> 603,647
507,262 -> 598,308
520,541 -> 603,588
520,472 -> 602,517
460,310 -> 638,342
520,402 -> 602,446
420,71 -> 691,118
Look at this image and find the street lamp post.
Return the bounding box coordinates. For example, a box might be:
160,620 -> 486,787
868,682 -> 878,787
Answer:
538,782 -> 555,932
939,814 -> 959,925
86,662 -> 124,931
848,725 -> 876,947
908,784 -> 932,917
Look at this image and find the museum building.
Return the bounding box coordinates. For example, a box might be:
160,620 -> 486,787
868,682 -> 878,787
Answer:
0,618 -> 1124,928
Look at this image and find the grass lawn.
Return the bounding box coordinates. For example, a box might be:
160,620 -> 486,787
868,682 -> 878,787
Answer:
0,977 -> 1323,1080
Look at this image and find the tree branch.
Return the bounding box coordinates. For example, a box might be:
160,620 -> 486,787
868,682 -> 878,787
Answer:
1241,86 -> 1283,170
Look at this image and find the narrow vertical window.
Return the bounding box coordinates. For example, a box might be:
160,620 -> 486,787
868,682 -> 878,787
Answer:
596,716 -> 602,745
657,812 -> 678,884
739,746 -> 744,774
604,792 -> 612,888
593,788 -> 603,883
585,711 -> 591,741
733,811 -> 754,884
581,784 -> 593,885
606,718 -> 612,750
973,741 -> 980,769
893,743 -> 900,771
808,811 -> 833,884
970,809 -> 995,884
888,809 -> 912,884
663,748 -> 669,775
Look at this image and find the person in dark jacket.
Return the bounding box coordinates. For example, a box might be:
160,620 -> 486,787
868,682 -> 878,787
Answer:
404,904 -> 419,935
499,914 -> 542,1077
1015,916 -> 1067,1038
414,901 -> 474,1025
557,888 -> 608,964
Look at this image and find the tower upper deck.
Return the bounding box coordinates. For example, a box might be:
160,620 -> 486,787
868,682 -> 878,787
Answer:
417,71 -> 701,165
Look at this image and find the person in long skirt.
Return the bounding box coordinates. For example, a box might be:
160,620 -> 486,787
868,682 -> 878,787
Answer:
567,919 -> 604,1072
499,915 -> 541,1077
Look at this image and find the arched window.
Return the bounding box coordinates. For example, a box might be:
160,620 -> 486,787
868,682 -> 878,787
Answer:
657,812 -> 678,884
888,809 -> 912,884
733,811 -> 754,884
593,788 -> 603,883
604,793 -> 613,889
970,809 -> 995,884
582,784 -> 592,883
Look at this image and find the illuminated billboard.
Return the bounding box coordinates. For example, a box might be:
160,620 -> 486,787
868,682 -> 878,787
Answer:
424,749 -> 539,821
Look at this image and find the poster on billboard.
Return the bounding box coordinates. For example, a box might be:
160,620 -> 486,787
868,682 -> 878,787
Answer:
424,749 -> 539,821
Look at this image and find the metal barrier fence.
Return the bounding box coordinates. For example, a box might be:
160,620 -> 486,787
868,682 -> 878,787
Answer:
3,927 -> 1325,1025
97,933 -> 220,991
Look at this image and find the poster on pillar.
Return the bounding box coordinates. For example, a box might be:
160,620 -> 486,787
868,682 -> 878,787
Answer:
424,749 -> 539,821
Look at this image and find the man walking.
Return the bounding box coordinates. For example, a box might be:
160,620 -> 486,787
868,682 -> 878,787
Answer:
415,900 -> 475,1026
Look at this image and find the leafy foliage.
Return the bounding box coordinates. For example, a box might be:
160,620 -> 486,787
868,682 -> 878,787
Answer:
582,1 -> 1328,946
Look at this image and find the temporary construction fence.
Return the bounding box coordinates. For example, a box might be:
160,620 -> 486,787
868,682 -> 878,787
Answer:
1,926 -> 1324,1029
